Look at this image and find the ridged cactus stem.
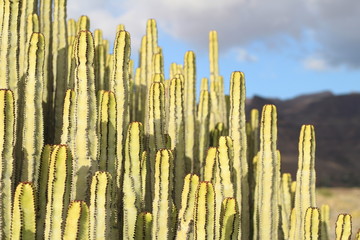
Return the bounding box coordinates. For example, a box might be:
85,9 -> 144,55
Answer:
145,19 -> 158,87
63,201 -> 89,240
76,15 -> 90,32
98,90 -> 117,174
229,71 -> 249,240
256,104 -> 278,239
0,89 -> 15,240
10,182 -> 36,240
89,171 -> 112,240
168,76 -> 186,209
176,174 -> 200,239
203,147 -> 217,181
304,207 -> 321,240
335,214 -> 352,240
71,30 -> 98,201
110,29 -> 130,196
123,122 -> 144,239
44,145 -> 72,240
60,89 -> 75,145
291,125 -> 316,240
219,198 -> 239,240
152,149 -> 173,240
21,33 -> 45,185
135,212 -> 153,240
280,173 -> 293,239
53,0 -> 68,141
0,0 -> 20,92
184,51 -> 196,170
320,204 -> 330,240
194,181 -> 216,240
67,18 -> 76,37
196,90 -> 210,175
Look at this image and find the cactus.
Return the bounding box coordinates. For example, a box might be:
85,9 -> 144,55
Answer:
63,201 -> 89,240
135,212 -> 153,240
291,125 -> 316,240
44,145 -> 72,239
255,104 -> 279,240
193,181 -> 216,240
196,90 -> 210,175
0,89 -> 15,240
11,182 -> 36,240
89,171 -> 112,240
335,214 -> 352,240
152,149 -> 174,240
21,32 -> 45,184
219,198 -> 239,240
304,207 -> 321,240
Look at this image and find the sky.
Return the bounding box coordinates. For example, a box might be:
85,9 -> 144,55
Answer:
67,0 -> 360,99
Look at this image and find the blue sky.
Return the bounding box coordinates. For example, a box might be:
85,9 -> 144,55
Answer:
67,0 -> 360,99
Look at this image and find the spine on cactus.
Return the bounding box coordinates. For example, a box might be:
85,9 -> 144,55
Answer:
89,171 -> 112,240
21,32 -> 45,185
123,122 -> 144,239
320,204 -> 330,240
228,71 -> 249,240
71,30 -> 98,201
176,174 -> 200,239
184,51 -> 196,169
63,201 -> 89,240
53,0 -> 68,141
10,182 -> 36,240
0,0 -> 20,93
168,76 -> 186,209
0,89 -> 15,240
219,198 -> 239,240
256,104 -> 279,239
135,212 -> 153,240
98,90 -> 117,175
304,207 -> 321,240
152,149 -> 174,240
291,125 -> 316,240
110,30 -> 130,197
196,90 -> 210,175
203,147 -> 218,181
194,181 -> 216,240
335,214 -> 352,240
44,145 -> 72,239
37,144 -> 53,238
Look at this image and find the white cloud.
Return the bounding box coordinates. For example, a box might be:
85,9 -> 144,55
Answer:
303,57 -> 329,71
235,48 -> 258,62
66,0 -> 360,68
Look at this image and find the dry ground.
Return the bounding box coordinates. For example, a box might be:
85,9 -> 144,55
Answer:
317,188 -> 360,239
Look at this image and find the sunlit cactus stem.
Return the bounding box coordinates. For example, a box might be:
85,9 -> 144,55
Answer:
63,201 -> 90,240
219,198 -> 239,240
11,182 -> 36,240
21,32 -> 45,185
152,149 -> 173,240
304,207 -> 321,240
89,171 -> 113,240
320,204 -> 330,240
335,214 -> 352,240
135,212 -> 153,240
0,89 -> 15,240
196,90 -> 210,175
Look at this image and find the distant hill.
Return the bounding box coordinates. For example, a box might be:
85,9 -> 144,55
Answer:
246,91 -> 360,187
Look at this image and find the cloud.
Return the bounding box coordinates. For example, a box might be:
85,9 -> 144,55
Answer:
235,48 -> 258,62
303,57 -> 329,71
67,0 -> 360,68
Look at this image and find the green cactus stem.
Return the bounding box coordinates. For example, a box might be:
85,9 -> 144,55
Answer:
135,212 -> 153,240
335,214 -> 352,240
196,90 -> 210,175
21,32 -> 45,185
320,204 -> 330,240
89,171 -> 112,240
193,181 -> 216,240
11,182 -> 36,240
63,201 -> 89,240
44,145 -> 72,240
304,207 -> 321,240
228,71 -> 249,240
152,149 -> 173,240
0,89 -> 15,240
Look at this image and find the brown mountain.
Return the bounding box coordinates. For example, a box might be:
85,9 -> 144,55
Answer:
247,91 -> 360,187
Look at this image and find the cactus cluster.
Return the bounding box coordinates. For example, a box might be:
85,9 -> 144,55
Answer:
0,0 -> 357,239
